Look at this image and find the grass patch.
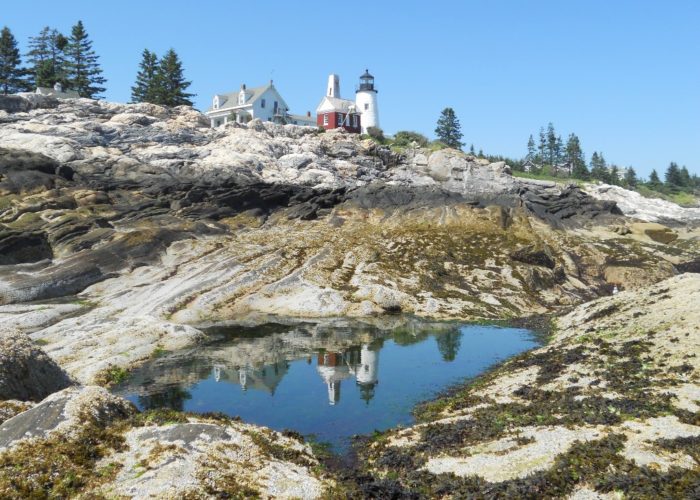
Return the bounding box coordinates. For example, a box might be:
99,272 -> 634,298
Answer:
94,366 -> 130,387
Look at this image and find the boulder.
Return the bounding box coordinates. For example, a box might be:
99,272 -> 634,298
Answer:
510,244 -> 556,269
630,222 -> 678,244
0,385 -> 134,450
0,330 -> 73,401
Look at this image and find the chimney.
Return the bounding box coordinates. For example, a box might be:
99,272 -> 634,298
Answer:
241,83 -> 246,90
327,74 -> 340,98
306,111 -> 311,117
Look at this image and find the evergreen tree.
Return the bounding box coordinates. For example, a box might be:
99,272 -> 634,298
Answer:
152,48 -> 194,106
623,167 -> 638,187
537,127 -> 547,164
609,165 -> 620,185
469,144 -> 475,155
565,133 -> 588,179
26,27 -> 68,88
65,21 -> 106,98
664,162 -> 682,188
0,27 -> 29,94
554,135 -> 564,165
590,151 -> 608,181
526,134 -> 536,160
679,166 -> 691,188
648,169 -> 662,188
546,122 -> 557,165
131,49 -> 159,103
434,107 -> 463,149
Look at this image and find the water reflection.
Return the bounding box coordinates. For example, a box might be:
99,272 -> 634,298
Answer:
115,317 -> 538,449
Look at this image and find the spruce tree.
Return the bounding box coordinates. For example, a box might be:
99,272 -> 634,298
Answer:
26,27 -> 68,88
131,49 -> 159,103
434,107 -> 463,149
565,133 -> 588,179
0,27 -> 29,94
664,162 -> 682,188
153,48 -> 194,106
648,169 -> 661,188
537,127 -> 547,164
65,21 -> 106,98
526,134 -> 536,160
609,165 -> 620,185
589,152 -> 608,181
623,167 -> 638,187
679,166 -> 691,188
546,122 -> 557,165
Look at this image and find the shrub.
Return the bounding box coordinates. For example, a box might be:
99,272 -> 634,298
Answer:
367,126 -> 385,143
393,130 -> 429,147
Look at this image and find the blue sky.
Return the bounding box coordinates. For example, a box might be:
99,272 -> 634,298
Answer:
3,0 -> 698,177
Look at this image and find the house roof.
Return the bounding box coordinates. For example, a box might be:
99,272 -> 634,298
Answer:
316,95 -> 357,114
208,82 -> 287,113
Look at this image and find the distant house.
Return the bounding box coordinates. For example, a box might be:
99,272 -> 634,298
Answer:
35,82 -> 80,99
315,74 -> 362,133
205,80 -> 315,128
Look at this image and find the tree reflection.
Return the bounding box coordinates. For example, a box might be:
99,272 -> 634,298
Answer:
436,329 -> 463,362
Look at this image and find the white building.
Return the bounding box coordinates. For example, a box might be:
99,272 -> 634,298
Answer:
206,80 -> 315,128
355,69 -> 379,134
35,82 -> 80,99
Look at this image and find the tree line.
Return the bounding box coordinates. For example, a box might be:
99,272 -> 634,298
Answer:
0,23 -> 193,106
520,122 -> 698,194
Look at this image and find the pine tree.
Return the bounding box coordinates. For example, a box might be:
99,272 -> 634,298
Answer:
434,107 -> 463,149
546,122 -> 557,165
623,167 -> 638,187
679,166 -> 691,188
26,27 -> 68,88
537,127 -> 547,164
664,162 -> 682,188
565,133 -> 588,179
65,21 -> 106,98
609,165 -> 620,185
526,134 -> 536,160
648,169 -> 661,188
131,49 -> 158,103
589,151 -> 608,181
153,48 -> 194,107
469,144 -> 475,155
0,27 -> 29,94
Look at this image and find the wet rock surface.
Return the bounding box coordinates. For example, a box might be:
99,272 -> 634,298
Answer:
0,330 -> 73,401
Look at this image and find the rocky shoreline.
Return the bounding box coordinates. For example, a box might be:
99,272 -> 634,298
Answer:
0,95 -> 698,498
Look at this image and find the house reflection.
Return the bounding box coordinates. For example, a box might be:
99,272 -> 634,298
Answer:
316,341 -> 381,405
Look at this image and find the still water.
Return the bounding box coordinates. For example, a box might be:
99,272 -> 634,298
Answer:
115,318 -> 539,450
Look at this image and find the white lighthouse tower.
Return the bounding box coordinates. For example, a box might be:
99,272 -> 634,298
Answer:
355,69 -> 379,134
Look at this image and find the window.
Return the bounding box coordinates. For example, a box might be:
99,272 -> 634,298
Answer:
261,99 -> 266,108
353,115 -> 358,128
338,113 -> 344,125
364,103 -> 369,110
323,114 -> 329,126
274,101 -> 278,113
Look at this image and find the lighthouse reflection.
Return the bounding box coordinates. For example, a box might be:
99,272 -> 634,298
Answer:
119,319 -> 465,410
115,319 -> 539,450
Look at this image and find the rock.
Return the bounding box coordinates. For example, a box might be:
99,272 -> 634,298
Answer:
99,421 -> 329,499
587,183 -> 700,224
0,385 -> 134,450
0,330 -> 73,401
630,222 -> 678,244
510,244 -> 556,269
0,231 -> 52,265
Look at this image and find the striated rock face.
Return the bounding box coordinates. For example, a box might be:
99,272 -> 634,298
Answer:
360,274 -> 700,498
0,95 -> 697,385
0,330 -> 73,401
586,183 -> 700,224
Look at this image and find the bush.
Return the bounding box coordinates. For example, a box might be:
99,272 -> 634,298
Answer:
367,126 -> 385,143
393,130 -> 429,147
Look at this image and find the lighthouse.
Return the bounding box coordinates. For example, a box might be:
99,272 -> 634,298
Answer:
355,69 -> 379,134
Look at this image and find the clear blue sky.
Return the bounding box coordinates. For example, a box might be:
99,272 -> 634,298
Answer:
3,0 -> 699,177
